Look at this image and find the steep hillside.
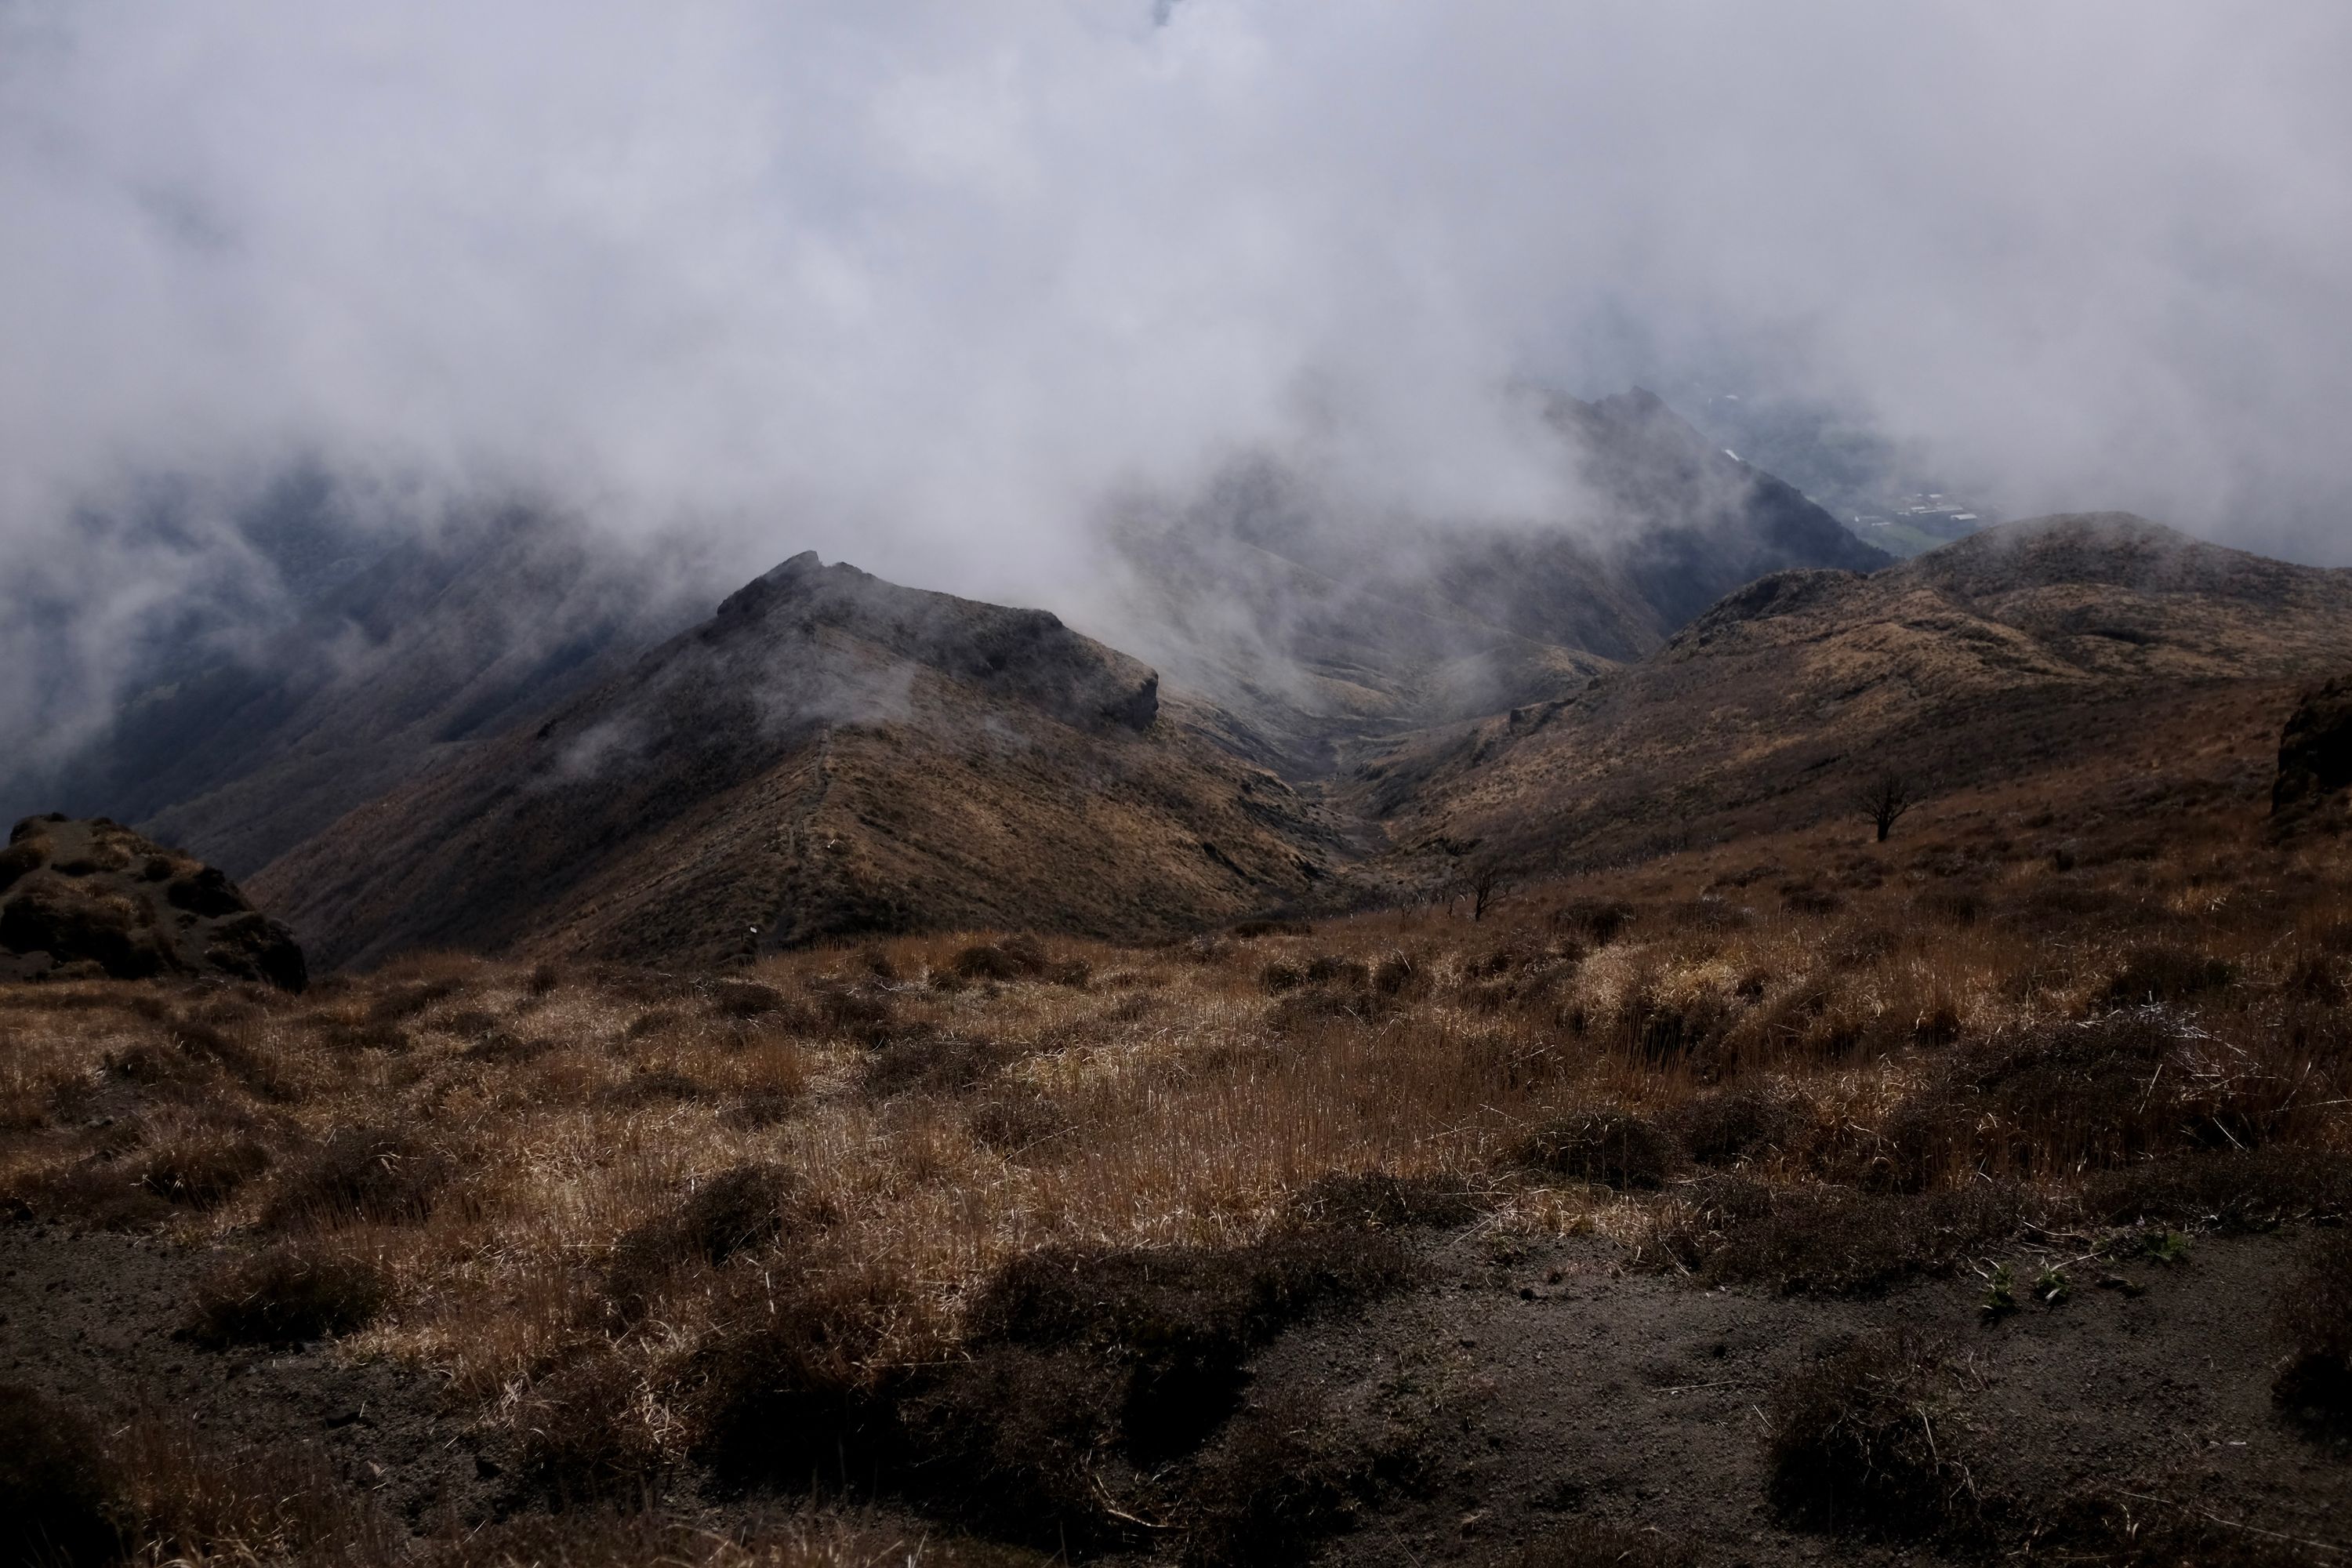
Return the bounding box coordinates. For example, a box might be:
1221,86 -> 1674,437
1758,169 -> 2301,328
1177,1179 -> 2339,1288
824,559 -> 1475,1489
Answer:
3,509 -> 709,882
1110,389 -> 1888,770
1345,513 -> 2352,886
250,554 -> 1341,969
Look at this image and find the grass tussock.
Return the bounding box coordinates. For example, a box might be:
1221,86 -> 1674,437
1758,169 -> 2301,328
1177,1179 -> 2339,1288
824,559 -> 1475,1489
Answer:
1766,1330 -> 1977,1538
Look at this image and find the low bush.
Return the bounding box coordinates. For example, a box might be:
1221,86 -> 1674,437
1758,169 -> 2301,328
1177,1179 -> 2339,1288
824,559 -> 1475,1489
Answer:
2098,945 -> 2236,1007
953,938 -> 1051,982
1671,1089 -> 1796,1167
516,1349 -> 666,1507
1766,1330 -> 1976,1537
901,1229 -> 1421,1546
1288,1170 -> 1485,1231
2082,1148 -> 2352,1232
1180,1388 -> 1386,1567
2272,1231 -> 2352,1437
1658,1178 -> 2022,1296
0,1382 -> 133,1567
137,1135 -> 270,1209
858,1032 -> 1011,1099
670,1264 -> 913,1490
260,1126 -> 450,1229
1518,1109 -> 1679,1189
605,1163 -> 820,1323
184,1243 -> 389,1347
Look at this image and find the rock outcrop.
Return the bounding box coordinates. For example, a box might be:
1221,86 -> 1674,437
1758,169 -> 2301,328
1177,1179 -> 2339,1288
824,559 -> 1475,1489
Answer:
2274,675 -> 2352,833
1,817 -> 307,989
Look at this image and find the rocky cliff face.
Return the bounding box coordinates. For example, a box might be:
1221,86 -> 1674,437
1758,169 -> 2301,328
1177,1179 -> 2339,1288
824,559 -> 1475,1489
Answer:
1,816 -> 306,989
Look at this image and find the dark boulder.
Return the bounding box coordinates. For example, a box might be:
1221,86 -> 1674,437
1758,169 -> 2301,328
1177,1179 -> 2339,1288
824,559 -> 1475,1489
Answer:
1,816 -> 307,989
2274,676 -> 2352,833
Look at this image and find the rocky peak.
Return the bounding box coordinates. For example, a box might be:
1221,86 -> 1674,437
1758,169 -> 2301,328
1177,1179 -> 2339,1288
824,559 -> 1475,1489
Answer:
707,552 -> 1160,733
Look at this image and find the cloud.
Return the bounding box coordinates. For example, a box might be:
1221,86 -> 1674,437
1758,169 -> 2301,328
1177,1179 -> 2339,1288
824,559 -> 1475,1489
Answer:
2,0 -> 2349,744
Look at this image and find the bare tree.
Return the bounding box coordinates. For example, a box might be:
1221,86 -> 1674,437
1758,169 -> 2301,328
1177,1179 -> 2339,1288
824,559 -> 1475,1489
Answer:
1463,851 -> 1507,922
1855,771 -> 1915,843
1429,833 -> 1506,920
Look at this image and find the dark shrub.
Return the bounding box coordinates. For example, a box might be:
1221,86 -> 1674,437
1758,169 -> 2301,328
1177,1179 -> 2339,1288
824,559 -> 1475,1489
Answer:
1301,954 -> 1370,988
1369,953 -> 1419,996
1289,1170 -> 1484,1231
1265,988 -> 1376,1035
815,988 -> 898,1045
139,1137 -> 270,1209
966,1232 -> 1414,1461
1518,1109 -> 1679,1189
859,1033 -> 1011,1099
709,980 -> 786,1018
671,1266 -> 911,1489
907,1231 -> 1417,1549
2084,1148 -> 2352,1232
2099,946 -> 2236,1007
1780,885 -> 1843,916
953,941 -> 1048,982
1659,1178 -> 2022,1296
1671,1089 -> 1795,1167
261,1127 -> 450,1229
365,978 -> 463,1022
1903,1011 -> 2266,1181
2274,1231 -> 2352,1437
1766,1330 -> 1975,1537
516,1349 -> 665,1507
1181,1388 -> 1386,1567
1555,899 -> 1634,945
1258,959 -> 1305,994
1620,985 -> 1730,1068
964,1090 -> 1070,1156
1232,912 -> 1308,940
0,1384 -> 132,1567
185,1244 -> 389,1347
605,1163 -> 818,1323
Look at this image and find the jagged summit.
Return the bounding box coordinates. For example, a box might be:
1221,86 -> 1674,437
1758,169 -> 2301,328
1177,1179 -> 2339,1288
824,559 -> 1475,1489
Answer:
707,552 -> 1158,733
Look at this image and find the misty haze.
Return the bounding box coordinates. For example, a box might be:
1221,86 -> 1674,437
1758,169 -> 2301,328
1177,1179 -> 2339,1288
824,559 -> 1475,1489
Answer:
4,5 -> 2351,1566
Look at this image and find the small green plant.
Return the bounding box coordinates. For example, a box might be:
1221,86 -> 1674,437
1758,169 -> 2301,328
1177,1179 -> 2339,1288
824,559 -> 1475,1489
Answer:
2034,1265 -> 2071,1306
1980,1263 -> 2017,1320
2145,1230 -> 2191,1267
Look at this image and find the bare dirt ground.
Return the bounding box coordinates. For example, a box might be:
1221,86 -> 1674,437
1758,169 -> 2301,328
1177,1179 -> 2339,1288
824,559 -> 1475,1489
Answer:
7,1215 -> 2345,1565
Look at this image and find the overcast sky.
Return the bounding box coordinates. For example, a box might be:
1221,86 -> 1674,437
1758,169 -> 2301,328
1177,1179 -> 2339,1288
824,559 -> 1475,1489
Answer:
5,1 -> 2350,712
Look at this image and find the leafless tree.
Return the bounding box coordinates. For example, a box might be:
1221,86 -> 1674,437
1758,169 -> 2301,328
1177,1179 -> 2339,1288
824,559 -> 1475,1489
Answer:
1429,833 -> 1507,920
1856,771 -> 1915,843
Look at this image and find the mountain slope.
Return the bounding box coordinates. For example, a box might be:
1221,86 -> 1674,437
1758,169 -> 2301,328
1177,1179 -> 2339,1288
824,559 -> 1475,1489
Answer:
1109,389 -> 1889,771
1343,513 -> 2352,883
2,507 -> 706,880
249,553 -> 1341,968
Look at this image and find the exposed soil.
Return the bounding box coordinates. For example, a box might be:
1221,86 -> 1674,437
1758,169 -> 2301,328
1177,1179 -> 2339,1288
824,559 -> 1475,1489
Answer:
8,1216 -> 2345,1563
1238,1228 -> 2351,1564
0,1225 -> 507,1534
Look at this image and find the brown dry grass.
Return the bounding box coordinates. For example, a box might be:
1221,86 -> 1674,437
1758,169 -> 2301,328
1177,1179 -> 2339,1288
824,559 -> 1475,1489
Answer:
3,780 -> 2349,1559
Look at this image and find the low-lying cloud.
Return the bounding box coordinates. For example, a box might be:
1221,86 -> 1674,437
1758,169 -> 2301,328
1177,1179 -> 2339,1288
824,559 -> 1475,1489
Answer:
5,0 -> 2350,747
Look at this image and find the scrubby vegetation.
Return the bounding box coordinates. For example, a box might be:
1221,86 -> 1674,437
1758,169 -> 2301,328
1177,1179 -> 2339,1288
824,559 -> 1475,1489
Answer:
2,780 -> 2349,1561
